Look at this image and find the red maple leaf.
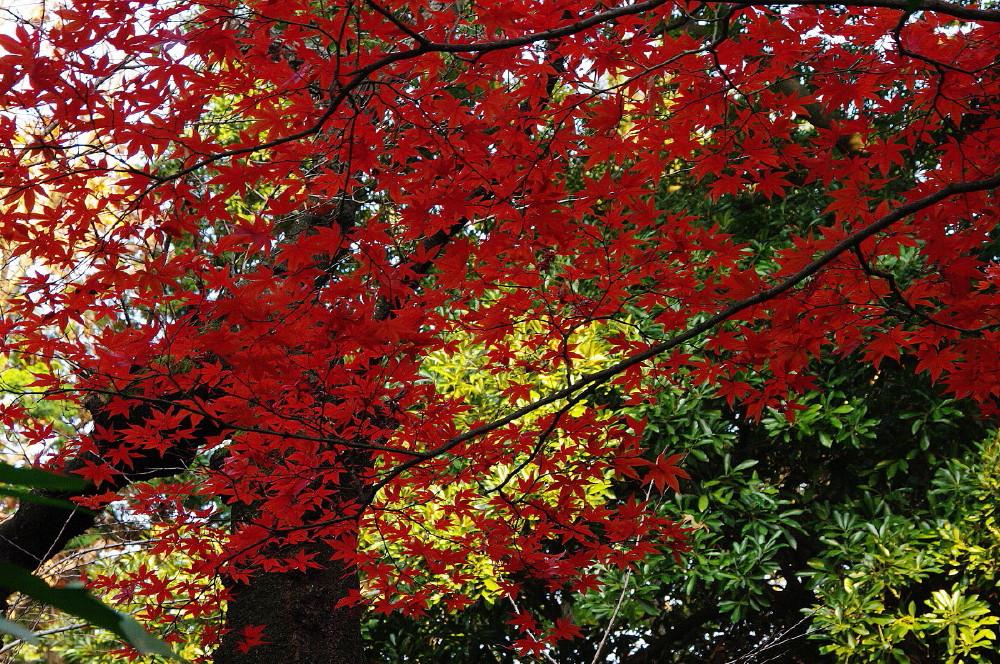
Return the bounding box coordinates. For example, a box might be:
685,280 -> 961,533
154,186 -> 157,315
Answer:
74,461 -> 120,487
236,625 -> 268,654
644,453 -> 691,493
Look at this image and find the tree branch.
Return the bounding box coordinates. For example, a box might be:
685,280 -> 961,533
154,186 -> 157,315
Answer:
362,171 -> 1000,497
736,0 -> 1000,23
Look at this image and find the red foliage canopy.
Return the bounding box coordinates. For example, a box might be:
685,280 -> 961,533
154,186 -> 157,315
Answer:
0,0 -> 998,659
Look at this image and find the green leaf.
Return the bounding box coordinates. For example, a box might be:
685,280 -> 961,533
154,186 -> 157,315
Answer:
0,617 -> 39,644
0,486 -> 95,514
0,462 -> 87,491
0,561 -> 185,661
118,616 -> 185,660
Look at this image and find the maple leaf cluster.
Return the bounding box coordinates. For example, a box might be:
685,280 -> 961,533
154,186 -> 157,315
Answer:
0,0 -> 998,659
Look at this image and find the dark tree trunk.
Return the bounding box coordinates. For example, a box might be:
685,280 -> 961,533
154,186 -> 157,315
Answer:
0,497 -> 98,596
213,559 -> 366,664
210,444 -> 372,664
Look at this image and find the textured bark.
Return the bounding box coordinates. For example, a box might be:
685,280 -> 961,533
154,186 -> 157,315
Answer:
210,446 -> 373,664
213,558 -> 366,664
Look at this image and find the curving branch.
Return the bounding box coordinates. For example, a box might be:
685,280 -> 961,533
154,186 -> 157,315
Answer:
361,170 -> 1000,498
736,0 -> 1000,23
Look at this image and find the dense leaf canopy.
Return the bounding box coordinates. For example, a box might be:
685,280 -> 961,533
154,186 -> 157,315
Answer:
0,0 -> 998,660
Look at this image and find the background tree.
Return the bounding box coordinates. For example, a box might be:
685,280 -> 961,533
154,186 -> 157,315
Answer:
361,340 -> 999,664
0,0 -> 997,662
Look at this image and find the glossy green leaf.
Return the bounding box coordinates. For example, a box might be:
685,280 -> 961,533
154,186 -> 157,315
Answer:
0,463 -> 87,491
0,561 -> 184,661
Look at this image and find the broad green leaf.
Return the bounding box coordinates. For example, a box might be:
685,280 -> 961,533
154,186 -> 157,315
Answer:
0,561 -> 184,661
0,617 -> 39,644
0,462 -> 87,491
0,486 -> 95,514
